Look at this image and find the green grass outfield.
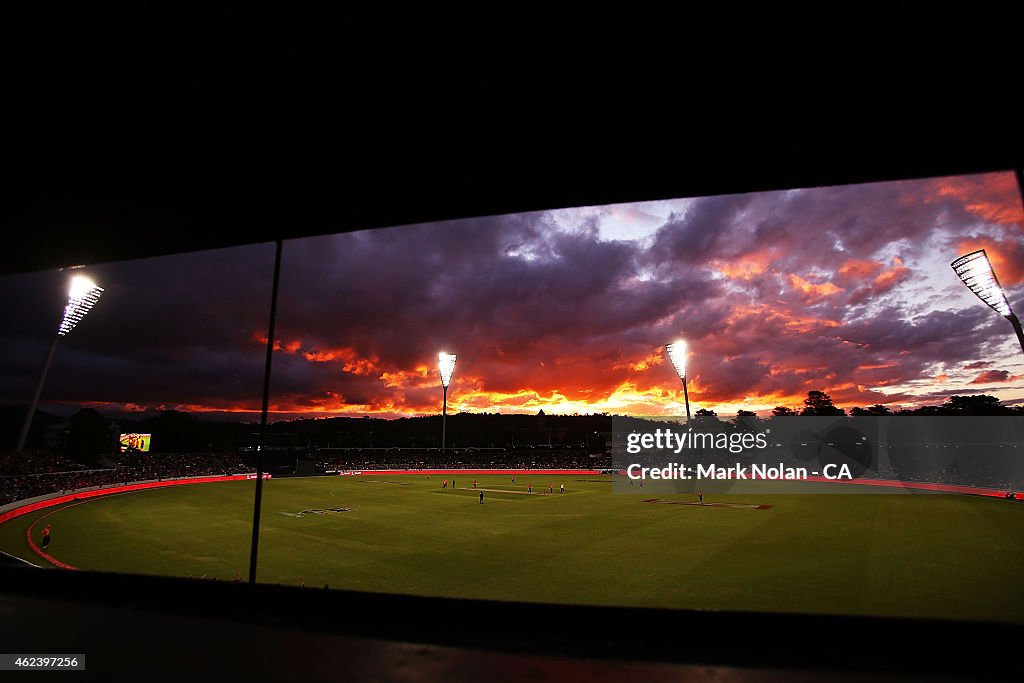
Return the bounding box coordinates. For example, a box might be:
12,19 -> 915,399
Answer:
2,474 -> 1023,621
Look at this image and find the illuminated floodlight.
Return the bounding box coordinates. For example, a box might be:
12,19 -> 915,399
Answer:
16,272 -> 105,452
951,249 -> 1024,356
438,351 -> 457,453
951,250 -> 1012,316
438,352 -> 457,387
664,340 -> 692,422
665,340 -> 687,379
59,275 -> 105,336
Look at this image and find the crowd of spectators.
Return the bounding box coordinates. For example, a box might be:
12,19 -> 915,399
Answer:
0,468 -> 124,505
110,452 -> 248,481
0,452 -> 250,506
4,444 -> 1017,507
0,451 -> 87,476
318,446 -> 612,472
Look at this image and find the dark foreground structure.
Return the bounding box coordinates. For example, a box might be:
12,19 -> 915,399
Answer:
2,564 -> 1021,682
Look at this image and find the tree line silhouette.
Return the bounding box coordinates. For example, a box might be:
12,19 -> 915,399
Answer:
1,392 -> 1019,463
766,391 -> 1021,417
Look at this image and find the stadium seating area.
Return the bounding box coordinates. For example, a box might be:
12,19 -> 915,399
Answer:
2,446 -> 1018,507
318,447 -> 611,472
0,452 -> 249,506
0,451 -> 87,476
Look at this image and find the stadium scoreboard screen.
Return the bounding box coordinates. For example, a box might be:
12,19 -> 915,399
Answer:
119,433 -> 151,452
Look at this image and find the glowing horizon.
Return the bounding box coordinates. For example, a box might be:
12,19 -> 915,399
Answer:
3,172 -> 1022,422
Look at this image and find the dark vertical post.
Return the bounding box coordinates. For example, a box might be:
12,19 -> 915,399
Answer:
15,330 -> 60,453
1007,313 -> 1024,356
249,239 -> 283,584
1008,169 -> 1024,357
442,384 -> 448,454
682,374 -> 692,423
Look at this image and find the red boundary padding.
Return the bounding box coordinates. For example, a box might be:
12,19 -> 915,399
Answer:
337,469 -> 602,476
800,475 -> 1013,497
614,470 -> 1014,498
4,469 -> 1014,568
338,469 -> 1017,498
2,474 -> 271,569
3,471 -> 592,569
0,474 -> 267,527
26,501 -> 88,569
2,469 -> 1012,530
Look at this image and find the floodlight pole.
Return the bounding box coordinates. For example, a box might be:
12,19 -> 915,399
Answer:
666,341 -> 691,427
1008,313 -> 1024,356
442,384 -> 448,455
681,374 -> 692,424
15,331 -> 60,453
1010,168 -> 1024,356
16,274 -> 103,453
951,248 -> 1024,359
438,353 -> 456,455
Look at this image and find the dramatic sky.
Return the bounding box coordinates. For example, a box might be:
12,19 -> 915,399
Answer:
1,172 -> 1022,421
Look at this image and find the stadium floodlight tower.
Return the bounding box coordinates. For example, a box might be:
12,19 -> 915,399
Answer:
438,351 -> 457,454
951,249 -> 1024,356
665,340 -> 692,424
15,273 -> 105,453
